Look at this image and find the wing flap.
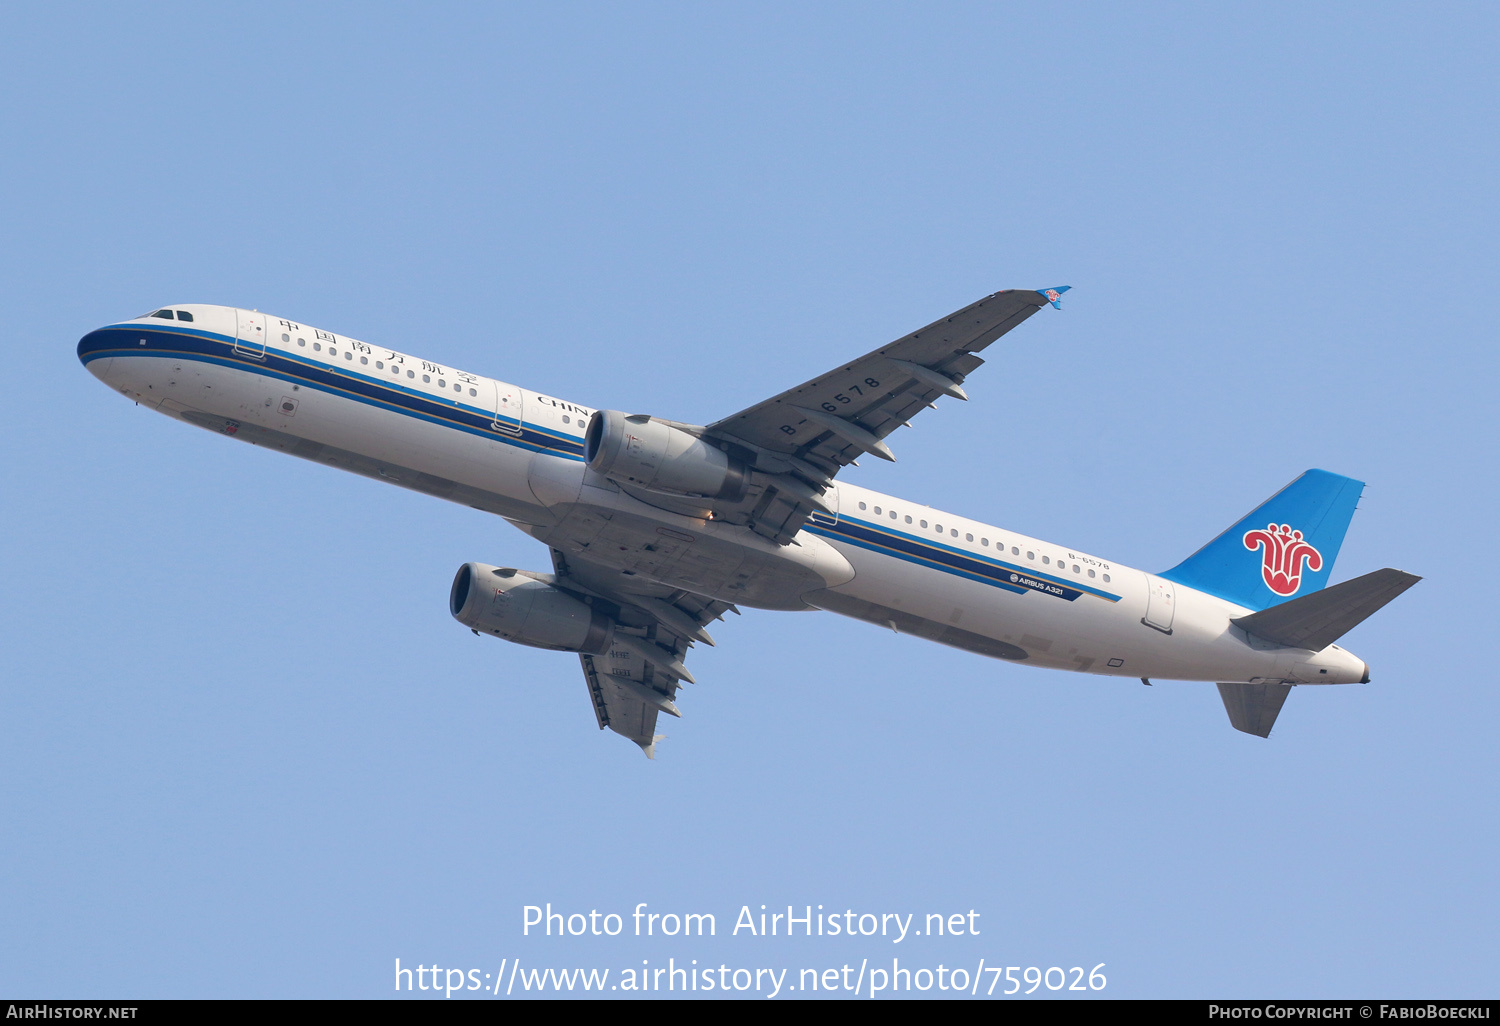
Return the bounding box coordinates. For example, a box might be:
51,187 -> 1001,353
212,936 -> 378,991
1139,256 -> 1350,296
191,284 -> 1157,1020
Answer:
554,548 -> 733,757
579,653 -> 669,757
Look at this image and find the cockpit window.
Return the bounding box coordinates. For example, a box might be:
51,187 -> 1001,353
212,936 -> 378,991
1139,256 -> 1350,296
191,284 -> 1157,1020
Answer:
175,310 -> 194,322
151,309 -> 174,319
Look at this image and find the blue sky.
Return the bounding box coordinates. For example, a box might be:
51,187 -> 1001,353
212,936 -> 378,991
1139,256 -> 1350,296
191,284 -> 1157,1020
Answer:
1,2 -> 1495,998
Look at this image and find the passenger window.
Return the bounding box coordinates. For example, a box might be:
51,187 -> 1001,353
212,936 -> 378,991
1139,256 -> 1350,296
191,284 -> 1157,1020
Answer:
297,338 -> 305,346
407,370 -> 415,378
1103,574 -> 1111,583
468,388 -> 477,396
934,523 -> 942,532
360,356 -> 368,365
1012,546 -> 1019,555
176,311 -> 194,321
152,310 -> 173,319
858,502 -> 867,510
920,520 -> 928,528
1042,556 -> 1050,564
392,366 -> 400,375
981,538 -> 989,546
1073,565 -> 1081,573
313,343 -> 321,352
889,510 -> 897,520
281,333 -> 290,342
1027,551 -> 1035,560
454,383 -> 461,392
905,515 -> 912,524
1088,569 -> 1096,578
951,529 -> 958,537
874,506 -> 882,515
965,533 -> 973,542
438,379 -> 446,387
344,352 -> 353,361
423,374 -> 431,383
376,361 -> 384,369
562,415 -> 571,424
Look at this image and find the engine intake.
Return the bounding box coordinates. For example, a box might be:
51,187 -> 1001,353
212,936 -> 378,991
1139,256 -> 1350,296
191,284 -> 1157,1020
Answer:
584,410 -> 748,501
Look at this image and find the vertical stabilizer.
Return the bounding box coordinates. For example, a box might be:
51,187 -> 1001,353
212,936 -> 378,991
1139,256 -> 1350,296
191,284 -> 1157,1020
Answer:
1161,470 -> 1364,612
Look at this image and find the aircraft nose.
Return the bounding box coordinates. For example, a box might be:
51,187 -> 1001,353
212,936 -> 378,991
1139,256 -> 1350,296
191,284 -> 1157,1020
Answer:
77,329 -> 117,384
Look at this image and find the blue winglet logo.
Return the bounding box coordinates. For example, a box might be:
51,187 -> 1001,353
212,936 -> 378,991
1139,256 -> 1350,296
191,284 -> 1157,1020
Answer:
1037,285 -> 1071,309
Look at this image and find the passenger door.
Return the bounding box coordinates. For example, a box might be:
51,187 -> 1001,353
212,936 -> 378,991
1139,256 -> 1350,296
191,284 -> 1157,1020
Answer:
233,309 -> 266,359
492,381 -> 524,435
1142,575 -> 1176,634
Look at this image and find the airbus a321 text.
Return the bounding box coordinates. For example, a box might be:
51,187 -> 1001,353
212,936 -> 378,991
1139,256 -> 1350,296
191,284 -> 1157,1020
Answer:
78,288 -> 1419,755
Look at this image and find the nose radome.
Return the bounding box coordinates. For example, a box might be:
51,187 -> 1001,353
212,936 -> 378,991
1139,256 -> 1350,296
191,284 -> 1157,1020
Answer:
77,329 -> 117,384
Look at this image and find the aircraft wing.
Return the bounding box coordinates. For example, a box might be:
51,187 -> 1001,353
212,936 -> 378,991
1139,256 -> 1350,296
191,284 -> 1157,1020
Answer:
705,287 -> 1061,476
551,548 -> 734,758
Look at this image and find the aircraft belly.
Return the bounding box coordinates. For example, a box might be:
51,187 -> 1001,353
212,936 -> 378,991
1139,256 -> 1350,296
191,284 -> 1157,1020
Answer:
538,511 -> 844,610
289,387 -> 533,504
136,358 -> 546,520
128,354 -> 856,609
816,537 -> 1108,669
530,483 -> 856,611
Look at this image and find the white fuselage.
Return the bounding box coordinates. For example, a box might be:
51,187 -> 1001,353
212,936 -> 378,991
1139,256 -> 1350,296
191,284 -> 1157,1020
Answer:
78,305 -> 1368,687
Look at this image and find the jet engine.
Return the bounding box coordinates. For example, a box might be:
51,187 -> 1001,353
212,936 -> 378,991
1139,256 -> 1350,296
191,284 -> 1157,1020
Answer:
583,410 -> 748,501
449,563 -> 612,653
449,563 -> 696,682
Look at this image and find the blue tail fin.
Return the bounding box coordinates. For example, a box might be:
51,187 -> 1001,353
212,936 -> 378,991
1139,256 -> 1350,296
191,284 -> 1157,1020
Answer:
1160,470 -> 1365,612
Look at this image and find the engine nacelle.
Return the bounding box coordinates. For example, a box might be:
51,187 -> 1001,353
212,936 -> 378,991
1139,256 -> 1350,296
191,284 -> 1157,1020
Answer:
584,410 -> 748,501
449,563 -> 611,653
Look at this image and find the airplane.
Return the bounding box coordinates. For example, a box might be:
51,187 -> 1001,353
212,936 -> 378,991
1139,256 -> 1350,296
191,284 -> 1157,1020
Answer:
77,288 -> 1419,756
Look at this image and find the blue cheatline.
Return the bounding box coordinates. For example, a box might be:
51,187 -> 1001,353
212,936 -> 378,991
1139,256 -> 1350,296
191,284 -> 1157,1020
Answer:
76,325 -> 588,460
1160,469 -> 1365,612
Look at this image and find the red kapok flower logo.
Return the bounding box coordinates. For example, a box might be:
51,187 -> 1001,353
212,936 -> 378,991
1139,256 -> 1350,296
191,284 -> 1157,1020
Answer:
1243,523 -> 1323,597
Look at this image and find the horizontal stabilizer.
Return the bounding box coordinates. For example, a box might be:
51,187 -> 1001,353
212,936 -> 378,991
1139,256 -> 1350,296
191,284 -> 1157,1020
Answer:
1217,682 -> 1293,737
1231,568 -> 1421,651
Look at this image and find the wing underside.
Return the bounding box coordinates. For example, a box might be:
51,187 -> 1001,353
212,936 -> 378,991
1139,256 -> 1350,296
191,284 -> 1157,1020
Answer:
578,652 -> 666,756
552,549 -> 734,758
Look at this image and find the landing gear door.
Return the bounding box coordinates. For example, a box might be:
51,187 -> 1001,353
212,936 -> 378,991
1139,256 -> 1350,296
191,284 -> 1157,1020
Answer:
234,309 -> 266,359
1142,575 -> 1175,634
492,382 -> 524,435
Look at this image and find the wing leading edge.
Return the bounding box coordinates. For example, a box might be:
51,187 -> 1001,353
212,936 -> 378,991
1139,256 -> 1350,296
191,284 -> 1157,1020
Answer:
706,288 -> 1060,474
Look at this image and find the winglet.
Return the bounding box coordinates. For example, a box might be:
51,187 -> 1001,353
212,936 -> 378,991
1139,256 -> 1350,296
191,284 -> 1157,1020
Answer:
1037,285 -> 1071,309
